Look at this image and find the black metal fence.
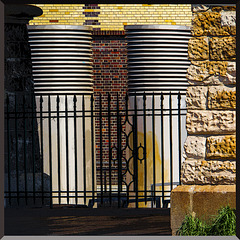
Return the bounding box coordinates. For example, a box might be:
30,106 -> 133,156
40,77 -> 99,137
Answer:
4,92 -> 187,208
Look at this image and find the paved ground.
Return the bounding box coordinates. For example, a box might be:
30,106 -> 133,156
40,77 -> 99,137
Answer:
5,207 -> 171,236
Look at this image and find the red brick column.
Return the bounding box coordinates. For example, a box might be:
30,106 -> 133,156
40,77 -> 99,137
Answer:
92,30 -> 128,185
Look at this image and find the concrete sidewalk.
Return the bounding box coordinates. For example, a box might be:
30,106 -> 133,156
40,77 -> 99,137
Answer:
4,207 -> 171,236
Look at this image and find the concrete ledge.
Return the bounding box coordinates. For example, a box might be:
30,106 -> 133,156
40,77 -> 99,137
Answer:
170,185 -> 236,235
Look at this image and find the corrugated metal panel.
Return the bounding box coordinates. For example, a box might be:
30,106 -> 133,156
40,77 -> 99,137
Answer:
125,25 -> 191,92
28,25 -> 93,94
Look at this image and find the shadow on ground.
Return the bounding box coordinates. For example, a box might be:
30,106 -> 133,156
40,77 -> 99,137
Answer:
5,207 -> 171,236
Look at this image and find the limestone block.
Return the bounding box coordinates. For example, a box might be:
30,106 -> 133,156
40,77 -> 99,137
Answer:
186,86 -> 207,109
186,63 -> 210,82
186,110 -> 235,134
201,75 -> 225,86
222,6 -> 236,11
208,86 -> 236,109
188,37 -> 209,60
181,159 -> 236,185
183,136 -> 206,159
212,7 -> 223,12
212,6 -> 236,12
206,135 -> 236,159
210,37 -> 236,60
192,70 -> 235,86
206,61 -> 228,75
192,4 -> 210,13
192,12 -> 220,36
186,61 -> 236,85
171,185 -> 236,235
221,11 -> 236,26
186,61 -> 226,82
225,62 -> 236,84
192,11 -> 236,36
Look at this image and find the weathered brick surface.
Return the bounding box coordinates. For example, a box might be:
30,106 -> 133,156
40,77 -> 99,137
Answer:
92,33 -> 128,184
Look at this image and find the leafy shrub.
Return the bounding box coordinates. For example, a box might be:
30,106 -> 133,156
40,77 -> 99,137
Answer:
176,214 -> 208,236
208,205 -> 236,235
176,205 -> 236,236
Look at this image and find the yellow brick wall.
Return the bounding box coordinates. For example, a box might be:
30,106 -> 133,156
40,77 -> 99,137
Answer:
29,4 -> 192,30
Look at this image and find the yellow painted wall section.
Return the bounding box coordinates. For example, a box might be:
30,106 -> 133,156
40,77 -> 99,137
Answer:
29,4 -> 192,30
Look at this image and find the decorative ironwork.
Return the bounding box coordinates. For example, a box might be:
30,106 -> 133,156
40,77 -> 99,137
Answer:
4,92 -> 186,208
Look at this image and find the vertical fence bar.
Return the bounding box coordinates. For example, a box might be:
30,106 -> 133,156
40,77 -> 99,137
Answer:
119,97 -> 122,194
56,95 -> 61,204
82,95 -> 86,205
6,94 -> 11,205
143,92 -> 147,204
169,92 -> 173,191
117,93 -> 122,207
40,95 -> 44,205
160,93 -> 164,206
23,95 -> 27,205
32,94 -> 36,204
152,93 -> 156,205
134,92 -> 138,208
48,95 -> 53,208
73,95 -> 77,205
99,93 -> 103,205
15,94 -> 19,206
108,93 -> 112,205
65,95 -> 69,204
125,93 -> 130,206
178,92 -> 182,185
91,94 -> 95,204
125,93 -> 129,124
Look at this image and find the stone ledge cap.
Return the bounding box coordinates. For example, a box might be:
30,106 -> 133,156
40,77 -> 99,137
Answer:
171,184 -> 236,193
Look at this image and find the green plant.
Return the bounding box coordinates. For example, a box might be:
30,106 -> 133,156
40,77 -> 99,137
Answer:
176,213 -> 208,236
176,205 -> 236,236
207,205 -> 236,236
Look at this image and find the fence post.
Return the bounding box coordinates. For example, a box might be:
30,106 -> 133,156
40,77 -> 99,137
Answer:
99,93 -> 103,205
48,95 -> 53,208
117,92 -> 122,207
133,92 -> 138,208
143,92 -> 147,204
107,93 -> 112,205
160,92 -> 164,207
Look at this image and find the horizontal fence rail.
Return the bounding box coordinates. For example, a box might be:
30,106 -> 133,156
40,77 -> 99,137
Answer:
4,91 -> 187,208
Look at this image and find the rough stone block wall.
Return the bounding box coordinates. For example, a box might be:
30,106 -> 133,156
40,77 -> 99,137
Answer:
29,4 -> 192,30
182,5 -> 236,185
